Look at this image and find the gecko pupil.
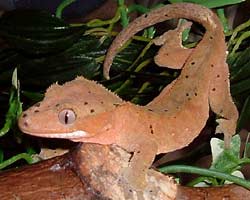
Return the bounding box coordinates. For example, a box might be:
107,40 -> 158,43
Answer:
59,109 -> 76,125
65,111 -> 69,124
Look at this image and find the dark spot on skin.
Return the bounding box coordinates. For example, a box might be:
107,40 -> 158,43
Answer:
188,97 -> 191,101
24,122 -> 28,127
84,102 -> 88,105
113,103 -> 120,107
212,88 -> 216,91
194,92 -> 198,96
148,109 -> 153,112
56,104 -> 60,107
211,64 -> 214,67
191,62 -> 195,65
35,103 -> 40,107
100,101 -> 104,104
185,75 -> 189,79
149,190 -> 153,193
88,91 -> 91,94
223,195 -> 230,200
129,189 -> 133,193
186,93 -> 189,96
22,113 -> 27,118
164,109 -> 168,112
149,125 -> 154,134
217,74 -> 220,78
144,14 -> 148,18
90,109 -> 95,113
34,110 -> 39,113
137,151 -> 141,154
165,53 -> 169,56
165,14 -> 169,17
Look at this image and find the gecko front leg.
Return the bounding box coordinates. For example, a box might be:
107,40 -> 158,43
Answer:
121,135 -> 158,191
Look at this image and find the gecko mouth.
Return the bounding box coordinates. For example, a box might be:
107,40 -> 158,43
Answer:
23,130 -> 89,139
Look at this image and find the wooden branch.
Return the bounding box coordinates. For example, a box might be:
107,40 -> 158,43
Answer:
0,143 -> 249,199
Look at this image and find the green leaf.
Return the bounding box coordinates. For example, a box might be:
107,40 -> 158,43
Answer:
0,36 -> 103,88
56,0 -> 77,18
22,91 -> 44,102
0,153 -> 34,170
230,41 -> 250,86
244,134 -> 250,158
231,79 -> 250,96
244,142 -> 250,158
0,68 -> 22,137
225,170 -> 245,184
159,165 -> 250,189
237,96 -> 250,132
0,35 -> 153,90
0,149 -> 3,163
0,9 -> 86,54
210,135 -> 241,173
169,0 -> 245,8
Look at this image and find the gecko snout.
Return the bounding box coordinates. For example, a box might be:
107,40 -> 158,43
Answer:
18,111 -> 31,130
18,102 -> 42,131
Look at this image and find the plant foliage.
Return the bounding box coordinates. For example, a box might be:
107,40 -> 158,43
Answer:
0,0 -> 250,189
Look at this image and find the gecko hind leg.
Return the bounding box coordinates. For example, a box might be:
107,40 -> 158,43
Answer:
153,21 -> 193,69
209,62 -> 239,148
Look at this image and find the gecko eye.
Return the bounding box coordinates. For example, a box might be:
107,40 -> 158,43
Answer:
58,109 -> 76,125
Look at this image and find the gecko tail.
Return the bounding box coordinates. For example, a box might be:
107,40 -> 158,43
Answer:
103,3 -> 216,79
103,62 -> 111,80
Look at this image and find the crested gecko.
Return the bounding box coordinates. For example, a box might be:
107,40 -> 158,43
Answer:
18,3 -> 238,191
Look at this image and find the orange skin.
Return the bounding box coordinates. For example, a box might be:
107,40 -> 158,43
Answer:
19,3 -> 238,191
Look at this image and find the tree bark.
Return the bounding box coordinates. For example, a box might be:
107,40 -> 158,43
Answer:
0,143 -> 249,199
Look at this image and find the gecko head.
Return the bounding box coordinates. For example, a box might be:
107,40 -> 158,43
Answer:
18,77 -> 123,143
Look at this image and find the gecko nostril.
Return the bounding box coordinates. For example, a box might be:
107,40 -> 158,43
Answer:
22,113 -> 28,118
34,110 -> 39,113
35,103 -> 40,107
24,122 -> 29,127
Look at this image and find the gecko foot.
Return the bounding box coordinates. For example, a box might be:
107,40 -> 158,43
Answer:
216,118 -> 237,148
123,166 -> 147,191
